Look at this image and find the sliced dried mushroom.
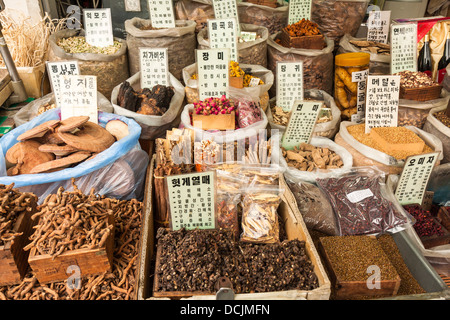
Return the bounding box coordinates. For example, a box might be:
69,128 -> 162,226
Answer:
57,116 -> 90,133
17,120 -> 60,141
38,144 -> 78,157
30,151 -> 91,174
57,122 -> 115,153
6,140 -> 55,176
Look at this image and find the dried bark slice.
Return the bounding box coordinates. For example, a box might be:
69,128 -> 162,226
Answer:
38,144 -> 79,156
30,151 -> 91,174
57,116 -> 90,133
17,120 -> 60,141
105,120 -> 129,141
57,122 -> 115,153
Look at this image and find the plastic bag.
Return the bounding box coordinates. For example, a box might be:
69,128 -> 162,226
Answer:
427,163 -> 450,206
237,1 -> 289,35
311,0 -> 370,46
182,62 -> 274,110
240,184 -> 283,244
111,71 -> 185,140
0,108 -> 144,200
285,176 -> 339,235
231,89 -> 263,129
174,0 -> 214,32
423,105 -> 450,164
267,33 -> 334,96
266,89 -> 341,139
13,91 -> 114,128
398,93 -> 450,129
125,18 -> 196,80
48,29 -> 129,100
386,174 -> 450,261
272,135 -> 353,183
316,167 -> 413,236
337,34 -> 390,75
335,121 -> 444,175
197,23 -> 269,67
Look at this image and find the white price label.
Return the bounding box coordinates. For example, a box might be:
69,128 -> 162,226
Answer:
367,10 -> 391,44
46,61 -> 80,108
240,31 -> 257,42
249,77 -> 260,87
59,75 -> 98,124
390,23 -> 418,74
365,75 -> 400,133
288,0 -> 312,23
140,48 -> 169,89
276,62 -> 304,112
394,153 -> 439,206
208,18 -> 238,62
281,100 -> 322,150
148,0 -> 176,28
212,0 -> 240,32
166,171 -> 216,231
197,48 -> 230,100
83,8 -> 114,47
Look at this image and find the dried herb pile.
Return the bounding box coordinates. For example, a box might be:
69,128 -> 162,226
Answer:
155,228 -> 319,293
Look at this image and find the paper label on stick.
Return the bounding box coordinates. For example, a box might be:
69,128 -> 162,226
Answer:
208,18 -> 239,62
276,62 -> 304,112
288,0 -> 312,23
59,75 -> 98,124
365,75 -> 400,134
394,152 -> 439,206
83,8 -> 114,47
166,171 -> 216,231
197,48 -> 230,100
367,10 -> 391,44
351,69 -> 369,122
212,0 -> 240,32
148,0 -> 176,28
140,48 -> 169,89
46,61 -> 80,108
390,23 -> 418,74
281,100 -> 322,150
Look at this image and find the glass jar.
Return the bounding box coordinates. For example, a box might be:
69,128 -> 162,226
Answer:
334,52 -> 370,121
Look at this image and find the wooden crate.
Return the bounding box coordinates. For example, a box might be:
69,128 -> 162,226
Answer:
400,85 -> 442,102
279,30 -> 325,50
192,112 -> 235,130
318,236 -> 401,299
150,173 -> 331,300
0,207 -> 38,286
229,76 -> 244,89
28,215 -> 115,284
420,217 -> 450,249
247,0 -> 278,8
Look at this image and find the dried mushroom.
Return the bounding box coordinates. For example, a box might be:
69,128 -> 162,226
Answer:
57,122 -> 115,153
105,120 -> 129,141
6,140 -> 55,176
57,116 -> 90,133
38,144 -> 78,157
30,151 -> 91,174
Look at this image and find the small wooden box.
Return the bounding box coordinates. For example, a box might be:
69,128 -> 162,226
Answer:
247,0 -> 278,8
28,215 -> 115,284
400,84 -> 442,102
229,76 -> 243,89
279,30 -> 325,50
0,208 -> 37,286
192,111 -> 235,131
319,236 -> 401,299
